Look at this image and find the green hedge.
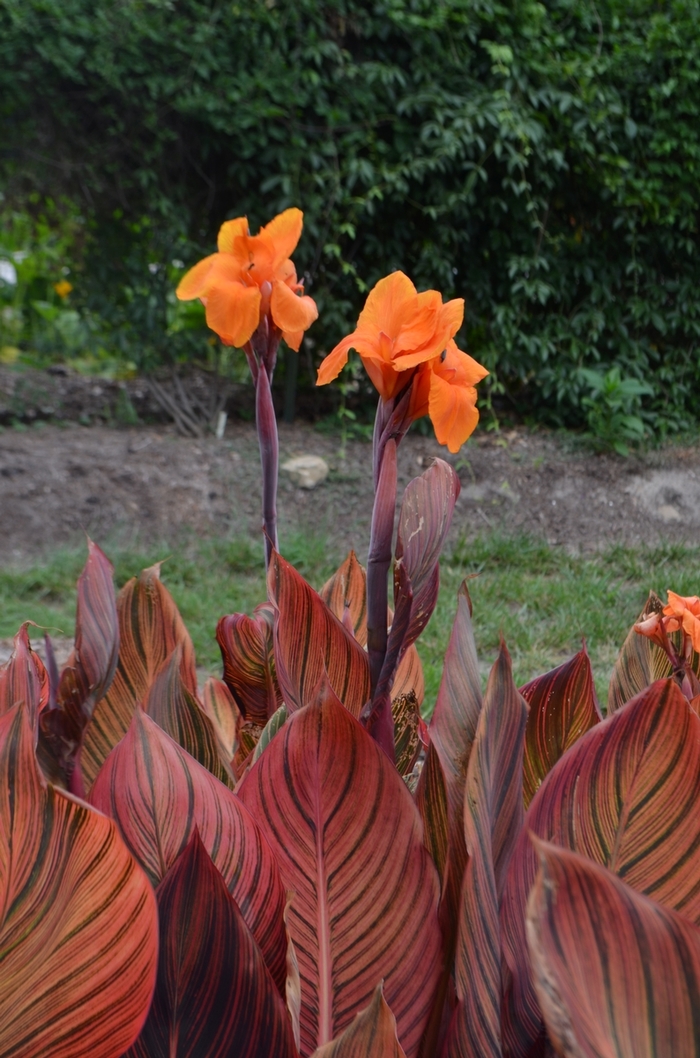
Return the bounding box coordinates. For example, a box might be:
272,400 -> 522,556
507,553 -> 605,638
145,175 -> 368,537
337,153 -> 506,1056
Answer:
1,0 -> 699,433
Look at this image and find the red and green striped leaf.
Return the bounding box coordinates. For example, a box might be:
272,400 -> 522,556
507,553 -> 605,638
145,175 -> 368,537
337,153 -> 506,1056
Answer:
428,581 -> 482,930
217,611 -> 282,725
527,840 -> 700,1058
501,679 -> 700,1058
521,647 -> 601,807
89,706 -> 288,994
201,675 -> 240,761
41,540 -> 119,790
268,551 -> 370,717
392,459 -> 460,653
125,830 -> 298,1058
608,591 -> 672,713
237,676 -> 441,1057
144,646 -> 234,786
445,642 -> 528,1058
0,704 -> 158,1057
311,985 -> 407,1058
0,623 -> 48,726
320,550 -> 368,644
82,562 -> 197,788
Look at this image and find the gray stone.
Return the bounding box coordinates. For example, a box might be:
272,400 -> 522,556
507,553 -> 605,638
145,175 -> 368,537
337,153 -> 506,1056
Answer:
282,454 -> 330,489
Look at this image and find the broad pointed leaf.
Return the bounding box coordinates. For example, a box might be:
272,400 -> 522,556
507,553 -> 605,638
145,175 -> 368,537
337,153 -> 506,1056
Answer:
501,679 -> 700,1058
392,644 -> 425,707
89,707 -> 287,994
201,675 -> 240,760
41,540 -> 119,790
428,581 -> 482,931
521,647 -> 601,807
311,985 -> 407,1058
268,551 -> 370,716
527,840 -> 700,1058
0,705 -> 158,1057
415,742 -> 449,884
238,677 -> 441,1058
320,550 -> 368,644
392,459 -> 460,654
446,642 -> 528,1058
217,611 -> 282,725
392,690 -> 422,777
82,562 -> 197,788
144,646 -> 234,786
608,592 -> 672,713
125,830 -> 298,1058
0,623 -> 48,726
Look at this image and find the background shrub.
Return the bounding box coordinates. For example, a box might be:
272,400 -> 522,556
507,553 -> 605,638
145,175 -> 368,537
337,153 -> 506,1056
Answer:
1,0 -> 699,433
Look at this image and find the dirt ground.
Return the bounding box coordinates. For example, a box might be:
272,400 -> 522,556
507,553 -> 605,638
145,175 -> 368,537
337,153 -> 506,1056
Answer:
1,419 -> 699,567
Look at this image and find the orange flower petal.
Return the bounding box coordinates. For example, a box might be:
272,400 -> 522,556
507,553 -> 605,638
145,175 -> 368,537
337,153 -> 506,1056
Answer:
205,282 -> 261,347
270,280 -> 318,335
317,335 -> 356,385
263,208 -> 304,268
356,272 -> 418,340
176,254 -> 220,300
393,298 -> 465,370
282,330 -> 304,352
217,217 -> 249,254
429,372 -> 479,453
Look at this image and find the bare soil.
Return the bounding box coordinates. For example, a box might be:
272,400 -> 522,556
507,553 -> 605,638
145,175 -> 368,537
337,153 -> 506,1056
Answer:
1,419 -> 699,567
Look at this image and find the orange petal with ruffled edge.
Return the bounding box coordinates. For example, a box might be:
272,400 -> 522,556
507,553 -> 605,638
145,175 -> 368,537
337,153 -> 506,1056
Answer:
176,254 -> 220,300
429,377 -> 479,453
317,334 -> 356,385
205,282 -> 261,347
263,209 -> 304,268
271,279 -> 318,335
217,216 -> 249,253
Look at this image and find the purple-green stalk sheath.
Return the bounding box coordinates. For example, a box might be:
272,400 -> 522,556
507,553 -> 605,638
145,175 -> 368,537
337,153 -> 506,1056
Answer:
366,438 -> 397,698
255,365 -> 279,566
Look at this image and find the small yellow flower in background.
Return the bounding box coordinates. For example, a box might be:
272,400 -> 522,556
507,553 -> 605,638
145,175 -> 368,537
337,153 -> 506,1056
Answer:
54,280 -> 73,298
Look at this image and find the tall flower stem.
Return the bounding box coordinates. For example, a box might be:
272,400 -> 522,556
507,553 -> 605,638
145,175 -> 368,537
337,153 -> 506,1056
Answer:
245,325 -> 281,568
255,365 -> 279,566
366,437 -> 397,697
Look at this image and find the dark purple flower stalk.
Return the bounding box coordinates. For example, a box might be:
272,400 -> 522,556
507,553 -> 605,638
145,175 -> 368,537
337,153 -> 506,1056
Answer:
244,307 -> 282,567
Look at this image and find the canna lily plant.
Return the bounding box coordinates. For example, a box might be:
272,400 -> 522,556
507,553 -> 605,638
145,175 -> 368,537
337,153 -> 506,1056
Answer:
2,204 -> 700,1058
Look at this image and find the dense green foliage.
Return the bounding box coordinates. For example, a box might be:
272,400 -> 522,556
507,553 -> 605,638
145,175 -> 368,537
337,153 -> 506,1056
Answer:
1,0 -> 699,432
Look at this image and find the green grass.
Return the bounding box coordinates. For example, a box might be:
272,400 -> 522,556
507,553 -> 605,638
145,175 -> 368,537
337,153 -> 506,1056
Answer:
2,532 -> 699,714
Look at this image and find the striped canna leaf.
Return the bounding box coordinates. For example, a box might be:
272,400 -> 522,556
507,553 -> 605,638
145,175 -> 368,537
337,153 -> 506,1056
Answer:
144,645 -> 234,786
527,840 -> 700,1058
501,678 -> 700,1058
82,562 -> 197,788
445,641 -> 528,1058
237,675 -> 441,1058
0,623 -> 48,726
521,646 -> 602,807
415,742 -> 449,885
0,704 -> 158,1058
125,830 -> 298,1058
608,591 -> 672,713
268,551 -> 370,717
311,984 -> 407,1058
217,610 -> 282,725
201,675 -> 240,762
89,706 -> 288,994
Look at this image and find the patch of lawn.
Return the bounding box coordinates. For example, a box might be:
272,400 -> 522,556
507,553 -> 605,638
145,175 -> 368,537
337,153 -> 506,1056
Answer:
1,532 -> 698,715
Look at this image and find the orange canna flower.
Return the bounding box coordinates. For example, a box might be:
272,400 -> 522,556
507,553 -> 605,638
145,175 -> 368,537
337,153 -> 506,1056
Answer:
317,271 -> 464,401
662,591 -> 700,653
407,339 -> 489,453
176,208 -> 318,351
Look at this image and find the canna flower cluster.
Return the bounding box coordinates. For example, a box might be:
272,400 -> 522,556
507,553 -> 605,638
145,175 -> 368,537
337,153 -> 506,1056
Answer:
176,208 -> 318,354
316,271 -> 488,453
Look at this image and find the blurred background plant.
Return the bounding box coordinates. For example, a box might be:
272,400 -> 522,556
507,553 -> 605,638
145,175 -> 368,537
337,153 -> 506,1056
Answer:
578,366 -> 653,455
0,0 -> 698,443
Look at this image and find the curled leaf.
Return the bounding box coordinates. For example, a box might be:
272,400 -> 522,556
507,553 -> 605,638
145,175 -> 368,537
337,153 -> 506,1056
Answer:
0,623 -> 48,726
217,610 -> 282,725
